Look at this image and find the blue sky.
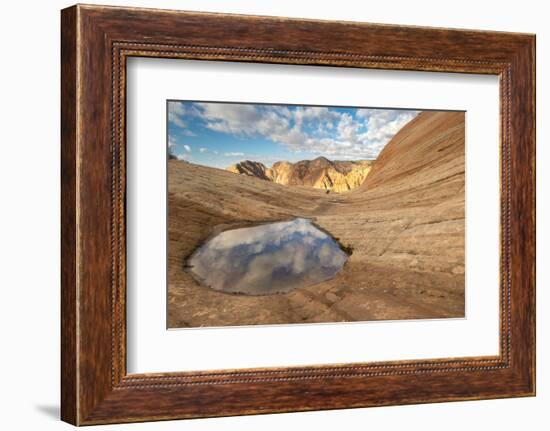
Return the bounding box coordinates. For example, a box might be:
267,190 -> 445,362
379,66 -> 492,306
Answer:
168,101 -> 419,169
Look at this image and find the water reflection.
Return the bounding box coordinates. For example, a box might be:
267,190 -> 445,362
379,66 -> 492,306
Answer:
186,218 -> 348,295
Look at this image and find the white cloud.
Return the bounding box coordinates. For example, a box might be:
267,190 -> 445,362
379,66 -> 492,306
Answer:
198,103 -> 290,139
336,113 -> 360,142
293,106 -> 339,129
199,147 -> 208,153
301,109 -> 419,158
168,102 -> 187,128
168,101 -> 199,134
187,102 -> 418,159
361,110 -> 418,151
168,135 -> 176,149
224,152 -> 245,157
183,144 -> 191,152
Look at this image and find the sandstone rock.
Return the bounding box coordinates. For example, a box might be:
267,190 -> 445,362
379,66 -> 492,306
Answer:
226,160 -> 271,180
227,156 -> 373,193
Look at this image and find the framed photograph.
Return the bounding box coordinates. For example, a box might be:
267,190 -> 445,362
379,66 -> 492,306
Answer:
61,4 -> 535,425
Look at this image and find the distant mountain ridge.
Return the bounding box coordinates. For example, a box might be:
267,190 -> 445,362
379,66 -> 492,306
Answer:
226,157 -> 373,193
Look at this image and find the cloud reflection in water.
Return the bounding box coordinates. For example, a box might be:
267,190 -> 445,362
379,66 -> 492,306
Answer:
187,218 -> 348,295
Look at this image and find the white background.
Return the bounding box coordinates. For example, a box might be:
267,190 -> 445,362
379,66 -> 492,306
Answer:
127,59 -> 500,373
0,0 -> 546,430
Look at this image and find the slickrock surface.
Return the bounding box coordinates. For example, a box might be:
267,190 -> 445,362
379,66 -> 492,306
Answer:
168,111 -> 465,328
226,157 -> 373,193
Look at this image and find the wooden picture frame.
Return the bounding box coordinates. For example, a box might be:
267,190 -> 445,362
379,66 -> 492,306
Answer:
61,4 -> 535,425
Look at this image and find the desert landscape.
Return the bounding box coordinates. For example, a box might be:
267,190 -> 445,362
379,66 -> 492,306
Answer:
167,109 -> 465,328
226,158 -> 373,193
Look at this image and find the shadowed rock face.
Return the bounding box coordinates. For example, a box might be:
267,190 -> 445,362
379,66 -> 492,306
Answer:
226,160 -> 272,180
226,157 -> 373,193
168,111 -> 465,328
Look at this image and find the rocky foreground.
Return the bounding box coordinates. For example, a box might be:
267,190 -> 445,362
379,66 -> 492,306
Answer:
168,111 -> 465,328
226,157 -> 373,193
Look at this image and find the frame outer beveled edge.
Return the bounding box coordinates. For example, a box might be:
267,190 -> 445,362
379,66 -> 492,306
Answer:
61,4 -> 80,426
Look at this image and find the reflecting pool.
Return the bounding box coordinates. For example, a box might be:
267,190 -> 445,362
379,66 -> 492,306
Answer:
186,218 -> 348,295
